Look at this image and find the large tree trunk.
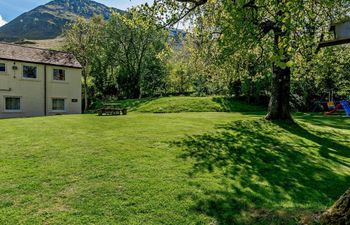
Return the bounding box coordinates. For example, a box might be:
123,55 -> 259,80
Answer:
266,16 -> 293,121
319,187 -> 350,225
265,64 -> 292,121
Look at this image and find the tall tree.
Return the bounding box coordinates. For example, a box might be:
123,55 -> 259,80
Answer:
64,17 -> 103,111
104,11 -> 167,99
64,12 -> 167,100
151,0 -> 349,120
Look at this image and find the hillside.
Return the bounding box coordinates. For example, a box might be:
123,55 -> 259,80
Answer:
13,38 -> 65,50
0,0 -> 123,41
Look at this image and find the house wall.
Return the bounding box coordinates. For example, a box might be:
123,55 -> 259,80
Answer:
0,59 -> 82,118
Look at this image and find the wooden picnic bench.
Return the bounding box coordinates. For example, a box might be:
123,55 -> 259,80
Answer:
97,103 -> 128,116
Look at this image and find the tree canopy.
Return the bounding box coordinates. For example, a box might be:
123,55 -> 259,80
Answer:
144,0 -> 350,120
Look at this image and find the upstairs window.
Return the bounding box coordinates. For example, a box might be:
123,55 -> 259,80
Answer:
5,97 -> 21,111
0,63 -> 5,72
23,65 -> 37,79
53,69 -> 65,81
52,98 -> 65,111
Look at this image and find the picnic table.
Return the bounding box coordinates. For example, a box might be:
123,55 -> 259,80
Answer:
97,103 -> 128,116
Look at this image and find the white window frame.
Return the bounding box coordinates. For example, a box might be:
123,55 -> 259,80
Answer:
3,96 -> 22,113
51,98 -> 66,113
0,63 -> 6,73
22,65 -> 38,80
53,68 -> 66,81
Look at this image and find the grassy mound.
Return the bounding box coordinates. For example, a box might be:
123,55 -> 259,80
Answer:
98,96 -> 266,113
136,97 -> 221,113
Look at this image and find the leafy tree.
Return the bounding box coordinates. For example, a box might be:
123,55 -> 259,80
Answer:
65,11 -> 168,101
166,46 -> 194,95
64,16 -> 103,111
150,0 -> 349,120
294,45 -> 350,103
104,12 -> 168,99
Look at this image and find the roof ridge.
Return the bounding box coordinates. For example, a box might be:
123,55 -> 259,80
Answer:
0,41 -> 72,55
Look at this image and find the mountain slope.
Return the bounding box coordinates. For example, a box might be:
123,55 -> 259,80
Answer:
0,0 -> 123,41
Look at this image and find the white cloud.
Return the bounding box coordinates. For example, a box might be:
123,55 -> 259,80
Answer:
0,15 -> 7,27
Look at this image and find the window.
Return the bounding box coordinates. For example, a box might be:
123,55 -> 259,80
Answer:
52,98 -> 65,111
23,65 -> 37,79
53,69 -> 65,81
5,97 -> 21,111
0,63 -> 5,72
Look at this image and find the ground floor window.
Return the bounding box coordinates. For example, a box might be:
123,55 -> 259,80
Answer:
5,97 -> 21,111
0,63 -> 5,72
52,98 -> 65,111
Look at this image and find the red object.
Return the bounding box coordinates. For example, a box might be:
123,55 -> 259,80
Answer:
325,104 -> 342,115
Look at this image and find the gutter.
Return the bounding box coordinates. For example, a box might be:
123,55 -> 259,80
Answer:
0,57 -> 82,69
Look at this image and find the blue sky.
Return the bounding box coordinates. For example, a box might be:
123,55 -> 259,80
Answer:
0,0 -> 152,25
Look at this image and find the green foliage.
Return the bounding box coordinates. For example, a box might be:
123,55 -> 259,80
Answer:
166,48 -> 194,95
165,27 -> 234,97
103,11 -> 168,99
64,16 -> 104,110
140,53 -> 169,97
65,0 -> 350,114
145,0 -> 350,117
291,45 -> 350,111
64,11 -> 169,103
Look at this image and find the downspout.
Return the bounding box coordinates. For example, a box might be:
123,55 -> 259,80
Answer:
44,65 -> 47,116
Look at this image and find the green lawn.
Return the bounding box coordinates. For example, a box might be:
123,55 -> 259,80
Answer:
0,111 -> 349,224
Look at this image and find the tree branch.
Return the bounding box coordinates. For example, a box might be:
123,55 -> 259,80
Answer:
175,0 -> 208,5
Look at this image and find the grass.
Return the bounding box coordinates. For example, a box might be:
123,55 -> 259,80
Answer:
0,108 -> 349,224
93,96 -> 266,113
178,114 -> 350,224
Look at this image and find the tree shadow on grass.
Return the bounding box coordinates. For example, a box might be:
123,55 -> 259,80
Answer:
294,113 -> 350,131
176,120 -> 350,224
212,97 -> 267,112
276,121 -> 350,167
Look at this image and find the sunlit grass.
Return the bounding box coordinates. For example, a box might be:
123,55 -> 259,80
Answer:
0,112 -> 349,224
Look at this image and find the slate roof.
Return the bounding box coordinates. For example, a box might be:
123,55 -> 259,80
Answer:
0,42 -> 82,69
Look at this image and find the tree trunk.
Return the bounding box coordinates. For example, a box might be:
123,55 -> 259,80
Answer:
265,64 -> 292,121
319,187 -> 350,225
139,86 -> 142,99
82,69 -> 88,113
266,17 -> 293,121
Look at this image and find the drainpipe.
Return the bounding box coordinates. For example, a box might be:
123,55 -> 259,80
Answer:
44,65 -> 47,116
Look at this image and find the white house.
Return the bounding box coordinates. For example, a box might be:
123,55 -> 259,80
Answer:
0,43 -> 82,118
